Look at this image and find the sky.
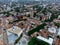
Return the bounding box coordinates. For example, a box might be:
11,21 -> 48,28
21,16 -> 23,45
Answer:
35,0 -> 40,1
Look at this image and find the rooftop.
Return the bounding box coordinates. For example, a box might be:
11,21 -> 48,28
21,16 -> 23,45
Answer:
37,36 -> 53,45
7,26 -> 23,36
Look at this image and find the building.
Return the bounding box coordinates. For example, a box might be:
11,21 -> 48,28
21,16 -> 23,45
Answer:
7,26 -> 24,44
57,28 -> 60,35
48,27 -> 56,34
37,36 -> 53,45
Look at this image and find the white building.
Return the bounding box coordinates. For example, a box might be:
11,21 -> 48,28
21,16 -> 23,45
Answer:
48,27 -> 56,34
57,28 -> 60,35
47,12 -> 52,19
58,15 -> 60,19
6,6 -> 11,11
37,36 -> 53,45
7,26 -> 24,43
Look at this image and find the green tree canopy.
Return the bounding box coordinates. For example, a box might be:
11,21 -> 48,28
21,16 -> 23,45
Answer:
28,37 -> 50,45
28,23 -> 46,36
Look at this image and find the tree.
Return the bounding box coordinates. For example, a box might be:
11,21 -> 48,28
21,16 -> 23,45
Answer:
40,16 -> 42,20
3,11 -> 11,17
28,37 -> 50,45
36,7 -> 42,13
33,5 -> 43,13
54,23 -> 60,28
27,14 -> 30,17
57,35 -> 60,39
14,34 -> 23,44
15,7 -> 20,15
28,23 -> 46,36
42,8 -> 47,15
44,13 -> 58,22
33,12 -> 37,17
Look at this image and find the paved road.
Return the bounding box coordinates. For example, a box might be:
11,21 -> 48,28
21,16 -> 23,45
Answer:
1,17 -> 9,45
52,28 -> 59,45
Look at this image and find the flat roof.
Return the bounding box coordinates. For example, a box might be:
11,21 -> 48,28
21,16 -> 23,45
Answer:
7,26 -> 23,35
37,36 -> 53,45
48,27 -> 56,33
57,28 -> 60,35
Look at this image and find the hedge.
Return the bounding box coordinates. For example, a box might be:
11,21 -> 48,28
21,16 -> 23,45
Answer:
28,23 -> 46,36
54,23 -> 60,28
28,37 -> 50,45
14,34 -> 23,45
